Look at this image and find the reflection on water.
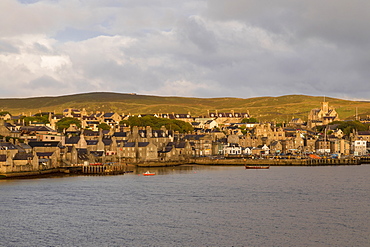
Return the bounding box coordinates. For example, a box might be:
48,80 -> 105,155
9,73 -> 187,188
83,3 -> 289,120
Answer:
134,164 -> 197,175
0,165 -> 369,247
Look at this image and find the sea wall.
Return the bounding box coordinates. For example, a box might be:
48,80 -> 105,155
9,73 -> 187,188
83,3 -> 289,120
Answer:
132,161 -> 185,167
0,168 -> 63,178
192,157 -> 360,166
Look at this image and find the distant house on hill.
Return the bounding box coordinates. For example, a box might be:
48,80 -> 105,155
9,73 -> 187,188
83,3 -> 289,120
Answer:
0,112 -> 12,120
289,118 -> 305,127
63,108 -> 87,119
160,113 -> 193,123
208,110 -> 250,125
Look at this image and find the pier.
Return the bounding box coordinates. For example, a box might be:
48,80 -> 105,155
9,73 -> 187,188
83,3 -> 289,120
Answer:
192,157 -> 361,166
81,163 -> 127,175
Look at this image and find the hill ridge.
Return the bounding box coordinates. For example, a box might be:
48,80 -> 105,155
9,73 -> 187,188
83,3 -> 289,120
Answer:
0,92 -> 369,122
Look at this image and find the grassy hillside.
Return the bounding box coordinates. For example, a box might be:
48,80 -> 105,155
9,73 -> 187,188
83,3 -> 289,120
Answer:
0,92 -> 369,122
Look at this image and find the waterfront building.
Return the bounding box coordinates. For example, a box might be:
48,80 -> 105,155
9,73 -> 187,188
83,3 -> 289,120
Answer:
183,134 -> 213,156
251,144 -> 270,156
353,140 -> 367,156
353,130 -> 370,142
0,139 -> 60,174
330,139 -> 351,156
158,141 -> 192,162
269,140 -> 283,154
223,143 -> 242,156
315,140 -> 332,154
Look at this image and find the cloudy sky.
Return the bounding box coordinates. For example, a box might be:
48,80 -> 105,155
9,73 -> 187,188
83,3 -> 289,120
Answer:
1,0 -> 369,99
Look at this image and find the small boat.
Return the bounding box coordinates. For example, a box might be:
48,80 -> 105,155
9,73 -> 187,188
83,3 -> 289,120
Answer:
89,163 -> 103,166
245,165 -> 270,169
143,171 -> 156,176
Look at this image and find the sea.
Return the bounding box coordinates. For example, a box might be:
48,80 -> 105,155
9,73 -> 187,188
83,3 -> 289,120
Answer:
0,165 -> 369,247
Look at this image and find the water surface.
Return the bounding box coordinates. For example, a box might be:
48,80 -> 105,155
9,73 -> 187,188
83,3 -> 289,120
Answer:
0,165 -> 369,246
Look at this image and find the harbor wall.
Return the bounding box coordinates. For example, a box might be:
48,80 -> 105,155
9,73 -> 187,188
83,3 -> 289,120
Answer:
191,157 -> 361,166
1,157 -> 366,178
0,168 -> 64,178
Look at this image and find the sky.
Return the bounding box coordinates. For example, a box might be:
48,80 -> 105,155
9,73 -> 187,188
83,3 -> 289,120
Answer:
1,0 -> 370,99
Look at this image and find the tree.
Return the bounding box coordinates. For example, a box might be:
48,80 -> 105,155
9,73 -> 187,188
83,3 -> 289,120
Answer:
98,123 -> 111,130
329,120 -> 369,136
56,117 -> 81,131
120,115 -> 193,133
0,111 -> 11,116
22,115 -> 49,125
238,125 -> 248,135
242,117 -> 259,123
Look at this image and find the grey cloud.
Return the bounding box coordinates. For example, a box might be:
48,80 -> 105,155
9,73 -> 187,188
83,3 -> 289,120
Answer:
178,16 -> 218,53
17,0 -> 40,4
207,0 -> 370,46
1,0 -> 370,100
33,42 -> 52,54
26,76 -> 64,89
53,27 -> 109,42
0,40 -> 19,53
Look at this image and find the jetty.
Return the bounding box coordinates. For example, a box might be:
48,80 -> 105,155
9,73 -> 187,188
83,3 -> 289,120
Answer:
0,163 -> 130,178
81,162 -> 127,175
192,157 -> 362,166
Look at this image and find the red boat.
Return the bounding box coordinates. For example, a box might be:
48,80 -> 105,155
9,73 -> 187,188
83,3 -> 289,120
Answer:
245,165 -> 270,169
143,171 -> 156,176
89,163 -> 103,166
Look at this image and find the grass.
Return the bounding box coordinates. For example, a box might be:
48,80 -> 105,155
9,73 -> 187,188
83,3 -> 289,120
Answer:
1,92 -> 369,122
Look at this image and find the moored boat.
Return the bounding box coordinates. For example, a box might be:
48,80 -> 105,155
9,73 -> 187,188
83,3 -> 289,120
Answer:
143,171 -> 156,176
245,165 -> 270,169
89,163 -> 103,166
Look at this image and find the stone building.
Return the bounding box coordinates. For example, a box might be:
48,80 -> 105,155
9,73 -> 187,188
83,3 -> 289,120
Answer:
308,101 -> 339,129
269,141 -> 283,154
315,140 -> 331,154
158,141 -> 192,162
183,134 -> 213,156
0,139 -> 59,174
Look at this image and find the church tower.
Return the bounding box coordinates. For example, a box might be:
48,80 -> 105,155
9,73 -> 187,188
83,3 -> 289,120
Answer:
321,101 -> 329,114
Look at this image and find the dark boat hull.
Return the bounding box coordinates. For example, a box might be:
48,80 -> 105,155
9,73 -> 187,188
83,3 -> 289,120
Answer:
245,166 -> 270,169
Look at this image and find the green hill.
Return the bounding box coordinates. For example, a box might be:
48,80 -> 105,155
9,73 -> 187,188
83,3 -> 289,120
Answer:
0,92 -> 369,122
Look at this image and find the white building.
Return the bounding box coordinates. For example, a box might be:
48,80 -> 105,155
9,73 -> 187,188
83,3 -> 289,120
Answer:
243,147 -> 252,155
353,140 -> 367,156
223,143 -> 242,155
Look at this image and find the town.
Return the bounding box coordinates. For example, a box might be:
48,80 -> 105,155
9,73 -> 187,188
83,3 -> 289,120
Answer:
0,100 -> 369,177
